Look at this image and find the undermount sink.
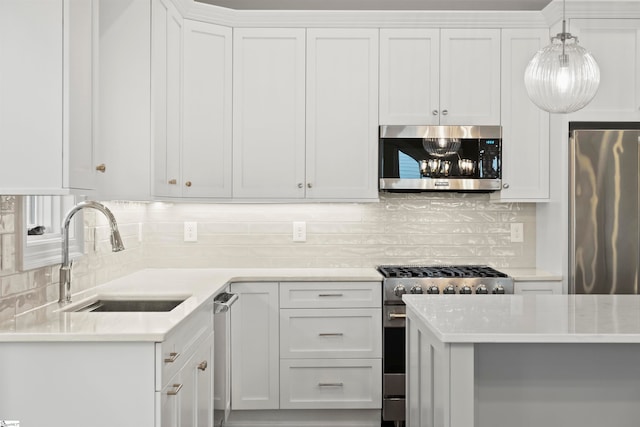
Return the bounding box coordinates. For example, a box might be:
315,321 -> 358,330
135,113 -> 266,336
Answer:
68,298 -> 186,313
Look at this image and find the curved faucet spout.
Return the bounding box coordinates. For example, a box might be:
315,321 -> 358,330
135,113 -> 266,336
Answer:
59,201 -> 125,304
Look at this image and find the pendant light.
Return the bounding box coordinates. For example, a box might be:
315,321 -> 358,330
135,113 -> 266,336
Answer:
524,0 -> 600,114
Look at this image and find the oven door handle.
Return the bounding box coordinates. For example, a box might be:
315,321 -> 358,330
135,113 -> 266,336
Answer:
388,313 -> 406,320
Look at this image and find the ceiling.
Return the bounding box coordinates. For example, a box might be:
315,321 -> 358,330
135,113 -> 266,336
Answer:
195,0 -> 554,11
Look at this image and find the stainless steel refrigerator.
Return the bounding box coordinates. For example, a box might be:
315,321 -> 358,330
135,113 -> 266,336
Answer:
569,122 -> 640,294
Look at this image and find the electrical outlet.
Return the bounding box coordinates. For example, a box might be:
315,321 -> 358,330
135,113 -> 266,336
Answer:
510,223 -> 524,243
184,221 -> 198,242
293,221 -> 306,242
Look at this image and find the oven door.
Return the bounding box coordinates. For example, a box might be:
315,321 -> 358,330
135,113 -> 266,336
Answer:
383,305 -> 406,423
213,290 -> 238,426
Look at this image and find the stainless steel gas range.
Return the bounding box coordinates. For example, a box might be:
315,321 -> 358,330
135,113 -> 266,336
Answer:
377,265 -> 514,427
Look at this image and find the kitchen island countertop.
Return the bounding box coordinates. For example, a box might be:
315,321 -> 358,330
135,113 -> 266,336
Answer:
0,268 -> 381,342
404,294 -> 640,427
404,293 -> 640,343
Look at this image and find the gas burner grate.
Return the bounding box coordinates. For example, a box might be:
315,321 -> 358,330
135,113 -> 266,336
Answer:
377,265 -> 509,279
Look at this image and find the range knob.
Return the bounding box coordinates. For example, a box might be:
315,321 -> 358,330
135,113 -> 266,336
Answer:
460,285 -> 473,294
393,284 -> 407,297
410,285 -> 424,294
492,285 -> 506,294
426,285 -> 440,295
443,285 -> 456,295
476,284 -> 489,294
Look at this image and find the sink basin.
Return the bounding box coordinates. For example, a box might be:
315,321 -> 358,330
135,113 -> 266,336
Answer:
70,299 -> 186,313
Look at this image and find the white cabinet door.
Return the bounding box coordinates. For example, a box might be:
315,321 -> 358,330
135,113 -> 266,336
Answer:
230,282 -> 280,410
569,19 -> 640,121
0,0 -> 96,194
0,0 -> 62,193
191,333 -> 214,427
233,28 -> 306,199
306,29 -> 379,200
440,29 -> 501,125
183,20 -> 232,198
152,0 -> 183,198
64,0 -> 97,191
499,29 -> 550,201
379,29 -> 440,125
96,0 -> 152,201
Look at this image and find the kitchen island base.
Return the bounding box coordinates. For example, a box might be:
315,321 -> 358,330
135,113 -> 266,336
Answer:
407,312 -> 640,427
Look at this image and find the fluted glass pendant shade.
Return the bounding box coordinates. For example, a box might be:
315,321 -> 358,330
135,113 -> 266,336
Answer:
525,35 -> 600,113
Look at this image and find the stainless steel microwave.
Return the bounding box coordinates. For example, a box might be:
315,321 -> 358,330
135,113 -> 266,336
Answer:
378,125 -> 502,192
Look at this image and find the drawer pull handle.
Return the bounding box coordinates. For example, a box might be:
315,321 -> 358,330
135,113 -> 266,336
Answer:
318,293 -> 343,297
318,333 -> 344,337
164,352 -> 180,363
198,361 -> 208,371
167,383 -> 183,395
388,313 -> 406,320
318,382 -> 344,387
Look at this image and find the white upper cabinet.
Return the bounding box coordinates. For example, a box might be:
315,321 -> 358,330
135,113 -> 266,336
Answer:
380,28 -> 500,126
152,0 -> 183,198
440,29 -> 501,125
569,19 -> 640,121
498,28 -> 550,201
96,0 -> 152,201
379,29 -> 440,125
0,0 -> 96,195
232,28 -> 306,199
182,20 -> 232,198
233,28 -> 379,201
306,28 -> 379,200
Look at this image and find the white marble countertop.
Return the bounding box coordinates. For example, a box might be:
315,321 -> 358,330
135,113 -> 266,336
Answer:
0,268 -> 381,342
404,294 -> 640,343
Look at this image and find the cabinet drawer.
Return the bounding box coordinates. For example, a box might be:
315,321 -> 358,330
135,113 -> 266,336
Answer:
280,358 -> 382,409
280,282 -> 381,308
156,299 -> 213,390
280,308 -> 381,358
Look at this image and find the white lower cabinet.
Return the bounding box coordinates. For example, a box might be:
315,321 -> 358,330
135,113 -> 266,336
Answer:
230,282 -> 280,410
0,301 -> 213,427
161,333 -> 214,427
280,358 -> 382,409
230,281 -> 382,415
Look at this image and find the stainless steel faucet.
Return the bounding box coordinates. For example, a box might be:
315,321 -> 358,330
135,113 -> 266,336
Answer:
58,201 -> 125,304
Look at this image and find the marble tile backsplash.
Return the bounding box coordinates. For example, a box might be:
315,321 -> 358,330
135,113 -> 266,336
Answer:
0,192 -> 535,323
143,193 -> 535,269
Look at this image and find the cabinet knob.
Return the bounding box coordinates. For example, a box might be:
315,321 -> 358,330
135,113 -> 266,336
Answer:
503,183 -> 510,189
198,361 -> 208,371
442,109 -> 449,116
185,181 -> 192,187
297,183 -> 303,188
168,179 -> 177,185
307,183 -> 312,188
95,164 -> 106,173
432,110 -> 439,116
